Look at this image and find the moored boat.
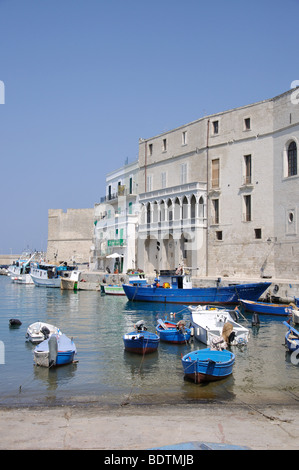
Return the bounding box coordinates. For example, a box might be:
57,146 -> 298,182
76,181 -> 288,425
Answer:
240,299 -> 295,316
34,333 -> 77,367
188,305 -> 249,347
103,285 -> 125,295
283,321 -> 299,353
156,319 -> 191,344
181,348 -> 235,383
123,320 -> 159,354
7,252 -> 37,284
122,268 -> 270,305
61,270 -> 81,290
30,262 -> 78,288
26,322 -> 61,343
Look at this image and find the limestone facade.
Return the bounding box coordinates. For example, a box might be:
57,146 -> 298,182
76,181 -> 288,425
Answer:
47,208 -> 94,265
137,88 -> 299,278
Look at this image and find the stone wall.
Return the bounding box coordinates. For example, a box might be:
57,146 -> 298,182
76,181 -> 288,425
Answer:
47,208 -> 94,264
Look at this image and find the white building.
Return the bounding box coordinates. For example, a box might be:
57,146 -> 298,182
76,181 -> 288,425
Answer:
92,160 -> 139,273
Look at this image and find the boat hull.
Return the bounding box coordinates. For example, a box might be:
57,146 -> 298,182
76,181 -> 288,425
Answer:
31,275 -> 61,288
156,321 -> 191,344
104,285 -> 125,296
182,348 -> 235,383
123,331 -> 159,354
240,299 -> 293,316
34,334 -> 77,367
122,282 -> 271,305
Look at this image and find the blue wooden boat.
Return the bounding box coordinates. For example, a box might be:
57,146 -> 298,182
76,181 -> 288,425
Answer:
123,321 -> 159,354
240,299 -> 294,316
122,269 -> 271,305
156,319 -> 191,344
283,321 -> 299,352
181,348 -> 235,383
34,333 -> 77,367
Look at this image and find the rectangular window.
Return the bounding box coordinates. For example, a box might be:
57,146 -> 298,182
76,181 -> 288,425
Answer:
149,143 -> 153,156
162,138 -> 167,151
129,177 -> 133,194
211,158 -> 220,188
212,199 -> 219,224
180,163 -> 187,184
212,120 -> 219,135
182,131 -> 187,145
216,230 -> 223,240
255,228 -> 262,239
161,172 -> 166,188
244,117 -> 251,130
244,154 -> 252,184
147,175 -> 152,192
244,195 -> 251,222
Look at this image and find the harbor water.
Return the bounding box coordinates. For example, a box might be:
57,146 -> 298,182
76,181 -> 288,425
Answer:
0,275 -> 299,408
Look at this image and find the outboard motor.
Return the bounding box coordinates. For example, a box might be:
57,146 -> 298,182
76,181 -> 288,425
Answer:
40,326 -> 51,339
48,335 -> 58,367
134,320 -> 147,331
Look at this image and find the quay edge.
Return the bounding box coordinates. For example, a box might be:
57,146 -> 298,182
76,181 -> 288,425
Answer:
74,271 -> 299,303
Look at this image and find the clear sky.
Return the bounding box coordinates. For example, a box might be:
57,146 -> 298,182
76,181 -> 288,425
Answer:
0,0 -> 298,254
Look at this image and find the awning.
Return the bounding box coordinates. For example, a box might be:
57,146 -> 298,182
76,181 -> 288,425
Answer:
106,253 -> 124,258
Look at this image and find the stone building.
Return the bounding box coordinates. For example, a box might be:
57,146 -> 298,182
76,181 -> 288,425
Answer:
137,88 -> 299,279
47,208 -> 94,265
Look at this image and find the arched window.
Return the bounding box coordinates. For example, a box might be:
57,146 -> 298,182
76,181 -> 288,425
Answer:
288,141 -> 297,176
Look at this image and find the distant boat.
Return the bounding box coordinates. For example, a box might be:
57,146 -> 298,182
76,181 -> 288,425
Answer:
30,262 -> 78,288
156,319 -> 191,344
240,299 -> 295,316
34,333 -> 77,367
103,272 -> 147,296
283,321 -> 299,353
103,285 -> 125,295
122,268 -> 271,305
7,251 -> 37,284
123,320 -> 159,354
181,348 -> 235,383
26,322 -> 61,344
188,305 -> 249,347
61,270 -> 81,290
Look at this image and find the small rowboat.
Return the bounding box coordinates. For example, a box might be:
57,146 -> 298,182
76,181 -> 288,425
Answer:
34,334 -> 77,367
156,319 -> 191,344
181,348 -> 235,383
239,299 -> 294,316
283,321 -> 299,353
123,320 -> 159,354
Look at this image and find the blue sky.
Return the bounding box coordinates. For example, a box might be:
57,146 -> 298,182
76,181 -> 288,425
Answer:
0,0 -> 298,254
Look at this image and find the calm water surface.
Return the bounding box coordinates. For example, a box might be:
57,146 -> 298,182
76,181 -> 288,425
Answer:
0,275 -> 298,408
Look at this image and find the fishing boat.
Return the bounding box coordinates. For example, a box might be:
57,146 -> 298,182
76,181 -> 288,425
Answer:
123,320 -> 159,354
122,268 -> 271,305
181,348 -> 235,383
61,270 -> 81,290
34,333 -> 77,367
240,299 -> 295,316
188,305 -> 249,347
26,322 -> 61,343
7,252 -> 36,284
103,272 -> 147,296
30,262 -> 78,288
283,321 -> 299,353
156,319 -> 191,344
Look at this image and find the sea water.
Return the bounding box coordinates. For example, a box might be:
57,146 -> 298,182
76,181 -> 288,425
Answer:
0,275 -> 298,408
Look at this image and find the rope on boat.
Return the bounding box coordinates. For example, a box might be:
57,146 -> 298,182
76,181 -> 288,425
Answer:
120,336 -> 150,407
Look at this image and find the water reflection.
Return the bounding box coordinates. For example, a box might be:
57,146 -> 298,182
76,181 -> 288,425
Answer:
1,276 -> 299,407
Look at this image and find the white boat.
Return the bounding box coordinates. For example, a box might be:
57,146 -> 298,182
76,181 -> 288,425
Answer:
7,252 -> 37,284
61,270 -> 81,290
30,262 -> 78,288
26,322 -> 61,343
188,305 -> 249,347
